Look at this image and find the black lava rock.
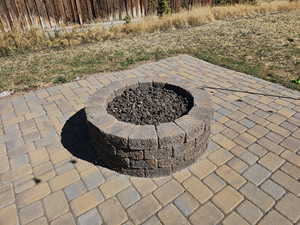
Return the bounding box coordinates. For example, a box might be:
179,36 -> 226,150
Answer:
107,85 -> 192,125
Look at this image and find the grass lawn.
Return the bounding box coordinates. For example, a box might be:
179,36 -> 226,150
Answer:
0,7 -> 299,94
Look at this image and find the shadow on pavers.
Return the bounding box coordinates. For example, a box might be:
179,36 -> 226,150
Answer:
61,109 -> 125,171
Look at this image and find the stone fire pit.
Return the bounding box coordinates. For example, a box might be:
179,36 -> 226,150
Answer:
85,77 -> 213,177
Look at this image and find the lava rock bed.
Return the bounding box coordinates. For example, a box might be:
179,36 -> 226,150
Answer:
107,84 -> 193,125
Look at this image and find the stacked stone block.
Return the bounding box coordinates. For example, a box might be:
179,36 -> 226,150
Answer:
86,78 -> 212,177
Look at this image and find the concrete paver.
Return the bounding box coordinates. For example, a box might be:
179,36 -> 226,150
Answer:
98,197 -> 127,225
174,192 -> 199,216
153,180 -> 184,206
43,191 -> 69,221
261,179 -> 286,200
237,200 -> 264,225
258,210 -> 292,225
275,193 -> 300,223
64,180 -> 87,201
212,186 -> 243,214
19,201 -> 44,224
223,212 -> 250,225
117,186 -> 140,209
240,183 -> 275,212
127,195 -> 161,224
77,208 -> 103,225
189,201 -> 224,225
158,204 -> 190,225
70,189 -> 104,216
182,176 -> 213,204
1,55 -> 300,225
203,173 -> 226,193
259,152 -> 285,172
243,164 -> 271,185
216,165 -> 246,189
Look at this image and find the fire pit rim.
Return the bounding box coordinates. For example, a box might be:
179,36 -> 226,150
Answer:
85,76 -> 213,177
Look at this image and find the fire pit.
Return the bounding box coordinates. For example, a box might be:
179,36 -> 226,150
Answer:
85,77 -> 213,177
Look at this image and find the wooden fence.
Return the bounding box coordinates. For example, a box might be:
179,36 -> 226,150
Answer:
0,0 -> 212,31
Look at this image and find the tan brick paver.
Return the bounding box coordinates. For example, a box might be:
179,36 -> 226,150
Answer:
50,213 -> 76,225
153,180 -> 184,205
203,173 -> 225,192
216,165 -> 246,189
248,125 -> 269,139
223,212 -> 250,225
43,191 -> 69,221
272,170 -> 300,196
281,162 -> 300,179
173,169 -> 191,183
49,169 -> 80,191
258,210 -> 292,225
0,183 -> 15,208
174,192 -> 199,216
237,200 -> 264,224
189,158 -> 217,179
142,216 -> 162,225
0,154 -> 9,174
240,183 -> 275,212
130,177 -> 157,197
207,149 -> 233,166
16,183 -> 51,208
259,152 -> 285,172
70,189 -> 104,216
183,176 -> 213,203
189,201 -> 224,225
212,186 -> 244,213
28,217 -> 48,225
281,150 -> 300,167
100,175 -> 130,198
127,195 -> 161,224
234,133 -> 257,148
29,149 -> 49,167
275,193 -> 300,223
19,201 -> 44,224
1,56 -> 300,225
98,197 -> 128,225
158,204 -> 190,225
211,133 -> 236,149
1,164 -> 32,182
227,157 -> 249,173
0,204 -> 19,225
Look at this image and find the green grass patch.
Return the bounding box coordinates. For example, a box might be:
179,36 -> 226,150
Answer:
194,50 -> 263,76
52,76 -> 67,84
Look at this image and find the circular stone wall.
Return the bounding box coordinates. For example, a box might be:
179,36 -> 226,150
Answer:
85,77 -> 213,177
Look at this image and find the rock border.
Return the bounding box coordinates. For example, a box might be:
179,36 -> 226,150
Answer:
85,77 -> 213,177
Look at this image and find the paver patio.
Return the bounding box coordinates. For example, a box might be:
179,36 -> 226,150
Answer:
0,55 -> 300,225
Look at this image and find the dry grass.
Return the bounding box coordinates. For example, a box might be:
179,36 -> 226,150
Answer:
0,0 -> 299,57
123,0 -> 300,32
0,8 -> 299,93
211,0 -> 300,19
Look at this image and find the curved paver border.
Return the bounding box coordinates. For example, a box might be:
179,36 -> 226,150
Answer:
85,77 -> 213,177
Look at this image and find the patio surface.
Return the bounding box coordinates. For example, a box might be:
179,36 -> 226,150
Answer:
0,55 -> 300,225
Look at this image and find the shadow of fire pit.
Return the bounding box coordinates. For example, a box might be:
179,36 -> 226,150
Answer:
61,109 -> 126,171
